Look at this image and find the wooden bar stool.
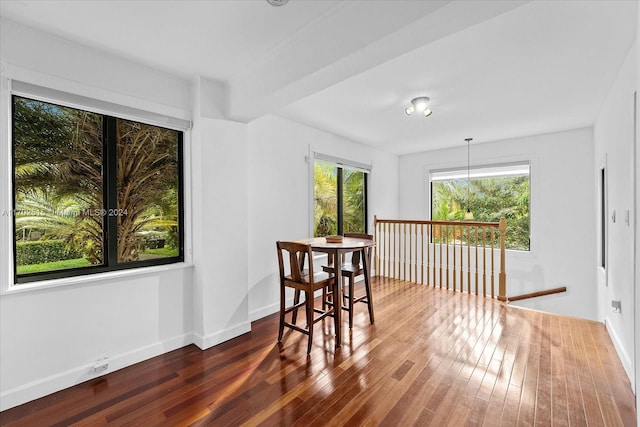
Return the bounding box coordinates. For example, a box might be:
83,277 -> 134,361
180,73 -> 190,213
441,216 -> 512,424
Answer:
322,233 -> 375,329
276,241 -> 337,354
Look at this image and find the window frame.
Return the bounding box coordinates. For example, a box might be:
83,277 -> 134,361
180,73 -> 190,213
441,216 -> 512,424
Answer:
310,153 -> 370,237
429,160 -> 531,252
10,93 -> 186,285
597,155 -> 609,286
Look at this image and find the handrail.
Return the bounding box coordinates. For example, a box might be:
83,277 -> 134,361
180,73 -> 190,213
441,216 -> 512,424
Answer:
508,287 -> 566,302
373,216 -> 507,301
374,218 -> 501,227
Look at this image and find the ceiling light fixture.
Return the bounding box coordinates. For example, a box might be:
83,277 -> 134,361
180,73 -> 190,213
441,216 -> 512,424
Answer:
464,137 -> 474,220
267,0 -> 289,6
405,96 -> 433,117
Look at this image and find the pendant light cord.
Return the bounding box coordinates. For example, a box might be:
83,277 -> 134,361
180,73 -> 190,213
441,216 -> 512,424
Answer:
465,138 -> 472,211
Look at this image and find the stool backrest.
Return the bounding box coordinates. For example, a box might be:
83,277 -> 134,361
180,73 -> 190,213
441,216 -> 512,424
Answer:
276,241 -> 312,284
343,233 -> 373,266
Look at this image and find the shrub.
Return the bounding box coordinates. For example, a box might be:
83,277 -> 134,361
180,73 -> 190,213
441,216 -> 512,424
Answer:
16,240 -> 83,266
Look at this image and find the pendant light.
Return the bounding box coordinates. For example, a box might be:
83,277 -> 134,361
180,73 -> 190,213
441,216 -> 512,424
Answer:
464,138 -> 474,220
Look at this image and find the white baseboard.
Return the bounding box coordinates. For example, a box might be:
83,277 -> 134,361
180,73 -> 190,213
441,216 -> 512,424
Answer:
0,333 -> 193,412
192,321 -> 251,350
250,302 -> 280,322
605,317 -> 634,387
1,321 -> 255,411
249,293 -> 321,323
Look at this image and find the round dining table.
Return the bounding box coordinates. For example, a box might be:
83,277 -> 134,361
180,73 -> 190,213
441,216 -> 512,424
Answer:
295,236 -> 375,349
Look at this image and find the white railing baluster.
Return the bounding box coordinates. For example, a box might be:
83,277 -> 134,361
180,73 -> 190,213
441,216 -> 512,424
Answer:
372,217 -> 507,301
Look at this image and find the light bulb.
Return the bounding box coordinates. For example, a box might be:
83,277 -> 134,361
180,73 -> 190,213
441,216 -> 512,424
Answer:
424,108 -> 432,117
415,99 -> 428,112
405,106 -> 414,115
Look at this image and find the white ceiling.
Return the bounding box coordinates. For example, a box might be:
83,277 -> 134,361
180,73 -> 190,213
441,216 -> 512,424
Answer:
1,0 -> 637,155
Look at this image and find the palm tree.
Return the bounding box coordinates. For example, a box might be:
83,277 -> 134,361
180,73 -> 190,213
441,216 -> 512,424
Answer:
14,98 -> 104,263
115,120 -> 179,261
314,162 -> 337,236
343,169 -> 365,233
13,97 -> 180,265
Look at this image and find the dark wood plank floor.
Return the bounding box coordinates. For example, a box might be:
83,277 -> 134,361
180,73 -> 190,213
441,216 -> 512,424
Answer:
1,278 -> 636,426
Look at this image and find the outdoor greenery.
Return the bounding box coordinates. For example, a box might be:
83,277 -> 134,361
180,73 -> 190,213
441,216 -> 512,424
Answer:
144,247 -> 180,257
431,175 -> 530,250
16,240 -> 82,266
17,258 -> 91,275
314,162 -> 365,236
13,96 -> 180,276
342,168 -> 366,234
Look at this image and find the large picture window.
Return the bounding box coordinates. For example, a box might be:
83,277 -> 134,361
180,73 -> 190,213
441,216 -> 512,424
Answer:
12,95 -> 184,283
313,160 -> 367,236
430,162 -> 530,251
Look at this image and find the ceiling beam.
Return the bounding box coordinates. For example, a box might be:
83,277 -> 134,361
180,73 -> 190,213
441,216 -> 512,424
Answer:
227,0 -> 530,122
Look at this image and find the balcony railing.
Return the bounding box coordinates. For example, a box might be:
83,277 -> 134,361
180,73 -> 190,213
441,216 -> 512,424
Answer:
373,216 -> 507,301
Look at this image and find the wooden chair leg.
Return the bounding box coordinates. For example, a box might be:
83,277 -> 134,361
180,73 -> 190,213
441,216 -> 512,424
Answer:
291,289 -> 301,324
306,291 -> 314,354
364,272 -> 374,325
339,278 -> 348,329
278,286 -> 285,342
348,278 -> 355,329
322,286 -> 327,310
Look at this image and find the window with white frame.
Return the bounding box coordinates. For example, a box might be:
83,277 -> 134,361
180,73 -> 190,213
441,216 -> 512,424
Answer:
11,94 -> 184,283
313,154 -> 369,236
430,162 -> 530,251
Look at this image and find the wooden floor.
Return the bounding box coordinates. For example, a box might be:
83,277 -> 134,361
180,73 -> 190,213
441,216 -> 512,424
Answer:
1,278 -> 636,426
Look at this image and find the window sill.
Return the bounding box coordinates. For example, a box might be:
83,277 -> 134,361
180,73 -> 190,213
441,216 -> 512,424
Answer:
505,248 -> 534,258
1,262 -> 194,296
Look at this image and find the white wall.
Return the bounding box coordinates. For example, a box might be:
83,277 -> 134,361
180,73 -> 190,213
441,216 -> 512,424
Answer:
636,3 -> 640,420
0,18 -> 403,410
636,4 -> 640,419
594,40 -> 638,386
399,128 -> 597,320
247,115 -> 399,320
0,269 -> 193,410
190,77 -> 251,347
0,19 -> 195,410
0,19 -> 191,120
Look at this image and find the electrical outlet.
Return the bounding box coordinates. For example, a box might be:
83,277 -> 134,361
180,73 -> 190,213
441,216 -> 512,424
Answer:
92,357 -> 109,374
611,300 -> 621,313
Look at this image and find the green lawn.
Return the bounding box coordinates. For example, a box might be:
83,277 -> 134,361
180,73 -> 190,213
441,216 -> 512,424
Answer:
17,258 -> 91,274
17,247 -> 178,275
143,247 -> 179,257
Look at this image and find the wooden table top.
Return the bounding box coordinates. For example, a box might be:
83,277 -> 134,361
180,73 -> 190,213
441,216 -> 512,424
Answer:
296,236 -> 375,250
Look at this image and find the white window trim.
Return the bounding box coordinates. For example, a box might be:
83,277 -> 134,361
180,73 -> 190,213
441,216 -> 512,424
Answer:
431,161 -> 530,181
427,158 -> 534,254
10,80 -> 191,131
1,76 -> 11,292
598,154 -> 609,287
1,262 -> 194,296
1,78 -> 194,293
307,147 -> 372,237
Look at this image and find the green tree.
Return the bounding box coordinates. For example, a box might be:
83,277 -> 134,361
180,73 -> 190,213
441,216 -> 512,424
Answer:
313,163 -> 366,236
314,162 -> 337,236
13,97 -> 180,268
431,176 -> 530,250
14,97 -> 104,263
343,169 -> 365,233
115,120 -> 179,261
